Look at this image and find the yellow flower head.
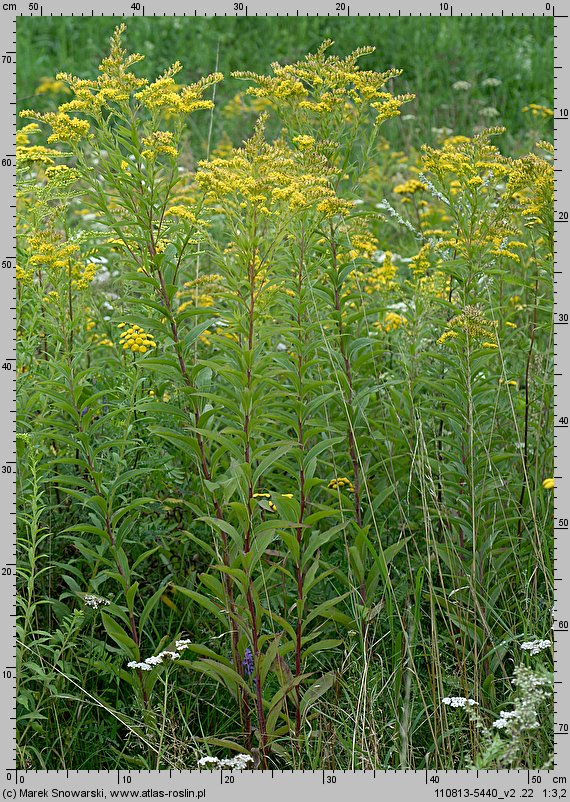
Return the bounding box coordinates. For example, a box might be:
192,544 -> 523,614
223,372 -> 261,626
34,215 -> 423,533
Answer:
328,476 -> 355,493
232,40 -> 413,128
393,178 -> 428,195
20,109 -> 90,145
438,306 -> 498,347
197,115 -> 346,218
135,64 -> 223,115
542,478 -> 555,490
141,130 -> 178,161
522,104 -> 554,119
292,135 -> 316,149
119,323 -> 157,354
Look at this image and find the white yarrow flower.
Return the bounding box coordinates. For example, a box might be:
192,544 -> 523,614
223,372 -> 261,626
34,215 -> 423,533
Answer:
442,696 -> 478,708
83,593 -> 110,609
197,754 -> 253,770
127,661 -> 152,671
144,655 -> 164,666
126,639 -> 191,671
521,639 -> 551,656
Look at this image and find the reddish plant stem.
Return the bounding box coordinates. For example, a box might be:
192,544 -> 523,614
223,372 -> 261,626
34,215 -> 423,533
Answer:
154,268 -> 247,729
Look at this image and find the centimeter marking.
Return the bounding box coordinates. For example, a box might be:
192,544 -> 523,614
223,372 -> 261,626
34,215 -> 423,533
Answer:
555,6 -> 561,775
10,5 -> 15,770
7,1 -> 566,787
14,7 -> 570,13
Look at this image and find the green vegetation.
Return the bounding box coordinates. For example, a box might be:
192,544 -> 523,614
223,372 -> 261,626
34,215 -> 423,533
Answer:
16,21 -> 554,771
18,16 -> 553,151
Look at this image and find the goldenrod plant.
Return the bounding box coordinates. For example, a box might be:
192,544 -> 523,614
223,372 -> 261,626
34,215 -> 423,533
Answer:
16,24 -> 553,770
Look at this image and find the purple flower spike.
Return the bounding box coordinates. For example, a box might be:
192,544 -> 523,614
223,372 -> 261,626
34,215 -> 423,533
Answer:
242,647 -> 254,678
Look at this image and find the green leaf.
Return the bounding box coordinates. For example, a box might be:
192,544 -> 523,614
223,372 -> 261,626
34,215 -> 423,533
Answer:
173,586 -> 227,624
260,633 -> 283,685
253,444 -> 293,486
302,639 -> 342,658
304,593 -> 351,627
139,585 -> 169,632
187,658 -> 253,696
300,671 -> 336,717
100,611 -> 138,659
199,516 -> 242,549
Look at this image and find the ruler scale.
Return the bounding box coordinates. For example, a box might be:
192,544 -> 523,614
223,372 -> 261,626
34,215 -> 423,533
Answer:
5,1 -> 565,798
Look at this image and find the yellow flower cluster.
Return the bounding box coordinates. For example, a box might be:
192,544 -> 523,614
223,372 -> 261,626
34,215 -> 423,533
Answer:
489,244 -> 524,263
26,230 -> 79,271
42,290 -> 59,304
416,271 -> 450,298
20,109 -> 90,145
316,197 -> 354,217
348,233 -> 378,261
328,477 -> 355,493
222,92 -> 270,119
407,243 -> 450,295
135,61 -> 223,116
443,135 -> 471,147
141,131 -> 178,161
16,123 -> 41,146
16,265 -> 33,286
292,135 -> 316,149
36,76 -> 70,96
508,147 -> 554,230
21,25 -> 222,149
252,492 -> 294,512
196,116 -> 348,218
339,223 -> 379,264
176,274 -> 223,314
72,261 -> 98,290
422,127 -> 511,186
437,331 -> 458,345
16,123 -> 65,167
17,144 -> 63,167
53,26 -> 146,116
215,326 -> 239,343
86,320 -> 113,348
232,40 -> 413,126
437,306 -> 498,347
118,323 -> 156,353
542,478 -> 555,490
348,248 -> 398,297
377,311 -> 407,332
45,164 -> 79,182
419,129 -> 551,264
393,179 -> 427,195
366,251 -> 397,292
522,104 -> 554,119
165,205 -> 197,223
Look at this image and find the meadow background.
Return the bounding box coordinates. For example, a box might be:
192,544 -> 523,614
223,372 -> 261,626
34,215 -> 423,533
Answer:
16,17 -> 555,771
18,16 -> 553,151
